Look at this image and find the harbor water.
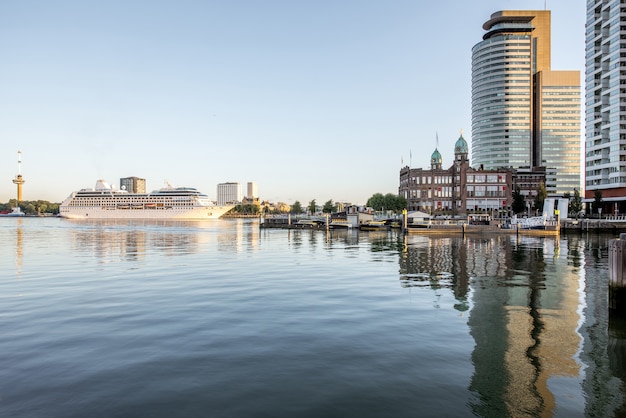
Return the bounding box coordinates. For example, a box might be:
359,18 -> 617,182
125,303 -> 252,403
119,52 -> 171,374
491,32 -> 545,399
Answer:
1,218 -> 625,417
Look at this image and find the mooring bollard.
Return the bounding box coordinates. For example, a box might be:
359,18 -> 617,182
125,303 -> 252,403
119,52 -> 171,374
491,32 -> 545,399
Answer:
609,233 -> 626,314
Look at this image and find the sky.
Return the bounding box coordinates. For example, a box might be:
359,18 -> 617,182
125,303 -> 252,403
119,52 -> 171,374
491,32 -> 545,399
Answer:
0,0 -> 586,205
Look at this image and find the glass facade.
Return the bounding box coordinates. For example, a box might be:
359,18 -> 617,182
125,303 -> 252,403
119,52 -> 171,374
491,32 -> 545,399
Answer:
472,34 -> 533,169
539,82 -> 581,194
585,0 -> 626,199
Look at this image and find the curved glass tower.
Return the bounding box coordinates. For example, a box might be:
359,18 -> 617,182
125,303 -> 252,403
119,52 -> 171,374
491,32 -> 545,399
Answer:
471,10 -> 580,196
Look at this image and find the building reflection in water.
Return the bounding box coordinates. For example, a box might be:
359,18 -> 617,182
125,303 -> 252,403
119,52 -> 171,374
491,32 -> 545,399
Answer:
580,233 -> 626,417
67,219 -> 261,263
14,218 -> 24,275
55,221 -> 626,414
399,233 -> 583,416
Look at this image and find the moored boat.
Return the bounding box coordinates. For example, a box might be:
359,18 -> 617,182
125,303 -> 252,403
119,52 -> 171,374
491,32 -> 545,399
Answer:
359,220 -> 390,231
0,206 -> 25,217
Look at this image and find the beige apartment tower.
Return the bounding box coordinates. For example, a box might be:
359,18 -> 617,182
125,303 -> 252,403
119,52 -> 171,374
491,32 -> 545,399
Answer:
472,10 -> 580,196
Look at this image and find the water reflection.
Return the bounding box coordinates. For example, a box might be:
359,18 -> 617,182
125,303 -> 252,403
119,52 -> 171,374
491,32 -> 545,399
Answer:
608,313 -> 626,418
15,218 -> 23,275
5,219 -> 626,415
64,218 -> 261,262
399,234 -> 584,416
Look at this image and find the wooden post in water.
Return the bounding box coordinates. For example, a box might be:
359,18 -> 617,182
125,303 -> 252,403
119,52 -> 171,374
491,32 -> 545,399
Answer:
609,233 -> 626,314
402,209 -> 407,234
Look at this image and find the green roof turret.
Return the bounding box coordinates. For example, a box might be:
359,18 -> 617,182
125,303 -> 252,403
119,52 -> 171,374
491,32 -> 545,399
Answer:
455,132 -> 469,155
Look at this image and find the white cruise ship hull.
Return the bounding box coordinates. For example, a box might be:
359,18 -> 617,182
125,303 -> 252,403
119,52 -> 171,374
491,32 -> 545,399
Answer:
59,205 -> 233,220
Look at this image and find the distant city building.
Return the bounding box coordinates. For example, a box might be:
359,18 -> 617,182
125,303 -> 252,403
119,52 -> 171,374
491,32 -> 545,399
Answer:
242,196 -> 260,206
217,182 -> 243,205
471,10 -> 580,196
585,0 -> 626,213
512,166 -> 547,209
399,133 -> 545,216
120,176 -> 146,193
246,182 -> 258,200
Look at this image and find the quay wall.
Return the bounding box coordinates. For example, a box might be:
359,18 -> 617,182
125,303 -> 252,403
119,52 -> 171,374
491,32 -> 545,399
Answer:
561,219 -> 626,234
257,215 -> 626,235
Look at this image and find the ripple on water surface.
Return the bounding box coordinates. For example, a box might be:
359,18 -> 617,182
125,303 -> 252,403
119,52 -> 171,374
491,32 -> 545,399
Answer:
0,219 -> 619,417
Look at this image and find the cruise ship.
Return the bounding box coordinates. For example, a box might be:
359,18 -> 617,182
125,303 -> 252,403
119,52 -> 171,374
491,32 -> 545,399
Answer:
59,180 -> 234,220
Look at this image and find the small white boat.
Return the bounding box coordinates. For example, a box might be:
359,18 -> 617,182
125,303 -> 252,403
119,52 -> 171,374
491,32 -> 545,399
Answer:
0,207 -> 25,217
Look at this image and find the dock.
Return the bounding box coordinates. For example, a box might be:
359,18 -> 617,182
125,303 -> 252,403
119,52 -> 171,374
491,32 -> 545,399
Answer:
260,214 -> 626,236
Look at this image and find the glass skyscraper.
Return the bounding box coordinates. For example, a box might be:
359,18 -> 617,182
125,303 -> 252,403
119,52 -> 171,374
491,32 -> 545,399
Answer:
472,10 -> 581,196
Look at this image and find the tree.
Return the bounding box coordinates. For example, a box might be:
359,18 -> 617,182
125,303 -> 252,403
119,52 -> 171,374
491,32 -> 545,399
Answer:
367,193 -> 407,213
308,199 -> 317,214
570,189 -> 583,216
1,199 -> 59,215
383,193 -> 407,213
291,201 -> 303,214
534,182 -> 547,213
322,199 -> 335,213
366,193 -> 385,211
593,190 -> 603,217
232,204 -> 260,215
512,186 -> 526,214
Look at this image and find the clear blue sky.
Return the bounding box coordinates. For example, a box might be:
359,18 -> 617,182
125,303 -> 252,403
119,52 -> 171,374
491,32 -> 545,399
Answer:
0,0 -> 585,205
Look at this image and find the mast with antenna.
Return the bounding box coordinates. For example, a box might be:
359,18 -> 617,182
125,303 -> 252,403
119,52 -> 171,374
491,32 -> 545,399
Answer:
12,150 -> 25,203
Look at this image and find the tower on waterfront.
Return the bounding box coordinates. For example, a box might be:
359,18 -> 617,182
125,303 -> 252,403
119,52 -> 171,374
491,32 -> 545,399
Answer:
585,1 -> 626,212
12,150 -> 25,202
471,10 -> 580,196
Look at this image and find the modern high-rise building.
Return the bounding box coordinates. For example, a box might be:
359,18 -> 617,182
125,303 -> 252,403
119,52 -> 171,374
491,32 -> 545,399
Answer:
120,176 -> 146,193
217,182 -> 242,205
585,0 -> 626,212
472,10 -> 581,196
246,182 -> 258,200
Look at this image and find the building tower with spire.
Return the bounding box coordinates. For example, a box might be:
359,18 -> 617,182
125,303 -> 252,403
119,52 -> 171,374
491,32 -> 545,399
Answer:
12,150 -> 25,203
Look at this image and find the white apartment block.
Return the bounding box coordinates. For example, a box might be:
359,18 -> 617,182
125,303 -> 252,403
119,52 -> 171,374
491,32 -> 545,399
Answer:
585,0 -> 626,211
217,182 -> 243,205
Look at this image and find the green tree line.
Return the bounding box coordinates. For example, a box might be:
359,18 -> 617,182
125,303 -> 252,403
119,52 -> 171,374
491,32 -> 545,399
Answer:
1,199 -> 60,215
229,192 -> 408,215
366,193 -> 407,213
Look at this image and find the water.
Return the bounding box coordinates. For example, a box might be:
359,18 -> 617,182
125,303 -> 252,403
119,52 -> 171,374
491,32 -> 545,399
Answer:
0,218 -> 625,417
